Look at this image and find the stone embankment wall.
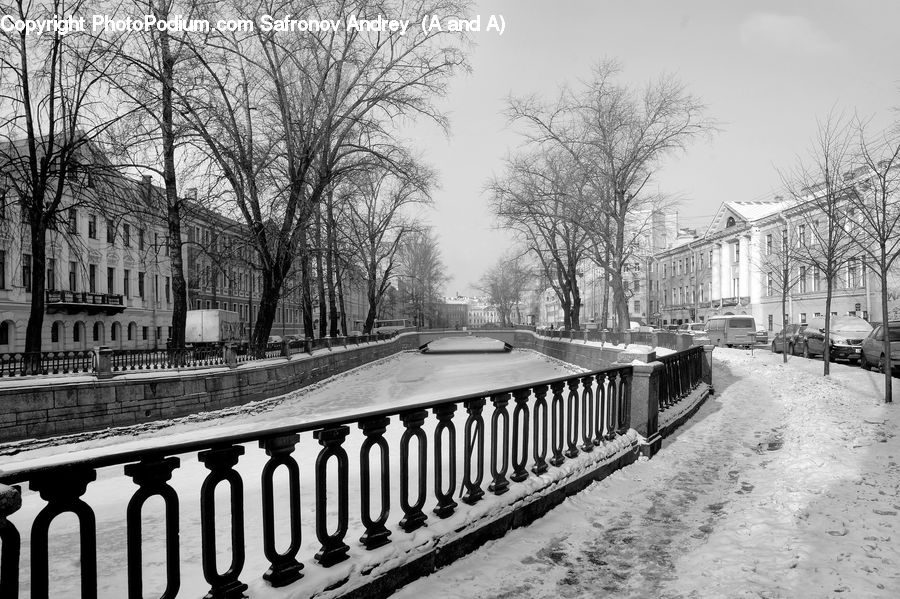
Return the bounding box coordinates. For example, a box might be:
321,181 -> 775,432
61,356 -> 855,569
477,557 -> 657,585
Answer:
0,331 -> 669,443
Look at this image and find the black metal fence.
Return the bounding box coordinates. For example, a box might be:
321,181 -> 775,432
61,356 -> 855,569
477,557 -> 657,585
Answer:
0,332 -> 401,378
0,362 -> 634,598
658,345 -> 704,409
0,351 -> 94,378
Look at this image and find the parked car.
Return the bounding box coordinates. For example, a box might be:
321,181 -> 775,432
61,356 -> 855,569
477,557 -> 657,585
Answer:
754,327 -> 768,345
705,315 -> 757,348
770,324 -> 807,354
677,322 -> 708,335
860,321 -> 900,372
799,315 -> 872,362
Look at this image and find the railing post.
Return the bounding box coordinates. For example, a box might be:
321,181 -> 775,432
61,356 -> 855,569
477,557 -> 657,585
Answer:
549,381 -> 566,466
93,346 -> 112,379
531,384 -> 549,475
313,426 -> 350,566
432,404 -> 458,518
30,467 -> 98,599
630,362 -> 665,456
280,340 -> 290,358
488,393 -> 511,495
223,343 -> 237,369
198,446 -> 248,599
0,484 -> 21,599
510,388 -> 531,482
461,398 -> 486,505
358,417 -> 392,548
702,345 -> 715,393
259,435 -> 304,586
124,457 -> 181,599
399,409 -> 429,532
305,338 -> 313,354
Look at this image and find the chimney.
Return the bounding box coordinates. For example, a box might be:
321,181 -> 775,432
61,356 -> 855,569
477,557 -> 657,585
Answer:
142,175 -> 152,201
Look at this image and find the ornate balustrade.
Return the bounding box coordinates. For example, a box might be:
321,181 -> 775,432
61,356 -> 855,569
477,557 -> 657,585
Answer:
657,345 -> 704,410
0,351 -> 93,378
0,362 -> 634,598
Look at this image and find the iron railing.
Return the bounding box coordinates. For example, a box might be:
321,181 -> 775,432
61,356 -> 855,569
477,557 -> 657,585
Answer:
0,332 -> 402,378
0,362 -> 634,598
657,345 -> 704,409
0,351 -> 94,377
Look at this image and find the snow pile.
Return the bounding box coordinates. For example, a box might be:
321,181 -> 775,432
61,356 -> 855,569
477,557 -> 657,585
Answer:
393,348 -> 900,598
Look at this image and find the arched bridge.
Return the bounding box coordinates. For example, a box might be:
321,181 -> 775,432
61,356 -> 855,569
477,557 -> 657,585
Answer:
417,330 -> 516,353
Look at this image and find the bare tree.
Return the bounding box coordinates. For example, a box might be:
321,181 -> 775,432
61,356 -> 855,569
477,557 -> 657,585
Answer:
181,0 -> 468,349
757,219 -> 805,363
488,150 -> 590,329
478,252 -> 533,327
337,158 -> 431,333
0,0 -> 124,354
846,123 -> 900,403
507,60 -> 714,329
398,229 -> 448,328
780,110 -> 856,374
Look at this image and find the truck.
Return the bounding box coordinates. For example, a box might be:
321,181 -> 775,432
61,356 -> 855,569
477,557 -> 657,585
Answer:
184,309 -> 242,345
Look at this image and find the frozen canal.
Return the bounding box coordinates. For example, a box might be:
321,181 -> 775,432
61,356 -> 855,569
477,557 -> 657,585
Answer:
394,348 -> 900,598
5,346 -> 583,598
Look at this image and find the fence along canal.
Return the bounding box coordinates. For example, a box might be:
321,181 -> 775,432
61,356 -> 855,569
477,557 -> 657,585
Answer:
0,337 -> 709,598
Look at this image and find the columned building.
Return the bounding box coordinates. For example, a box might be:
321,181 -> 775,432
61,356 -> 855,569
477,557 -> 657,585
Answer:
651,199 -> 888,331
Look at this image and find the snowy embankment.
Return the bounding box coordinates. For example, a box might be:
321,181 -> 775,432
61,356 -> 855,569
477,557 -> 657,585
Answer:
394,348 -> 900,599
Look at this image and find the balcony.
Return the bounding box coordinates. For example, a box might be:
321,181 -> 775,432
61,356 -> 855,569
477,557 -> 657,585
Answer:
45,290 -> 126,315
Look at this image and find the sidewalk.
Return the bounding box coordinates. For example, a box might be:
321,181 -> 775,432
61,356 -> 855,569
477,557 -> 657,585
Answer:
394,348 -> 900,598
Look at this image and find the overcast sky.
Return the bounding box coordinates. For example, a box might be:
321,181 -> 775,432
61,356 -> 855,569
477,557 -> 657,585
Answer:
406,0 -> 900,296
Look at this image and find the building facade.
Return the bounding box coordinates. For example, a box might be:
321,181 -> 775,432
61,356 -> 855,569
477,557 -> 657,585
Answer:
651,199 -> 890,332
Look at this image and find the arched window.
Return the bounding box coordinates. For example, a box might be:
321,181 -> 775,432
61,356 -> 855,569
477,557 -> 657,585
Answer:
0,321 -> 8,345
726,216 -> 736,228
111,322 -> 119,341
93,322 -> 101,342
51,321 -> 60,343
73,322 -> 81,343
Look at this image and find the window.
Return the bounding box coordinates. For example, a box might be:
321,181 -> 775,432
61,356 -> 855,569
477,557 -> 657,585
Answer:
205,300 -> 211,309
127,323 -> 133,341
767,272 -> 774,296
726,216 -> 735,227
51,322 -> 59,343
88,214 -> 97,239
633,280 -> 640,293
47,259 -> 56,291
165,277 -> 170,302
124,224 -> 131,247
68,209 -> 77,234
142,326 -> 148,341
196,300 -> 202,309
111,323 -> 117,341
123,269 -> 130,298
107,219 -> 115,243
633,300 -> 641,313
799,266 -> 806,293
23,253 -> 31,292
93,322 -> 100,342
107,267 -> 115,294
73,322 -> 81,343
0,250 -> 5,289
156,326 -> 162,342
800,313 -> 807,324
139,229 -> 145,251
798,224 -> 806,246
89,264 -> 97,293
848,258 -> 860,288
767,314 -> 773,331
138,271 -> 145,298
813,266 -> 821,292
0,321 -> 8,345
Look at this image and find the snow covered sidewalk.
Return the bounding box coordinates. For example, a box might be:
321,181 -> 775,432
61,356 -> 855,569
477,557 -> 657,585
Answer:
393,348 -> 900,598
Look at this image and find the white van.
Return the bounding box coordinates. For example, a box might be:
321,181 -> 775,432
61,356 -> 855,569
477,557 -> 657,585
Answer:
705,315 -> 757,348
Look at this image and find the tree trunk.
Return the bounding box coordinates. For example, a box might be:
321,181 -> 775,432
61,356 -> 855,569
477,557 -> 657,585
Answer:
364,277 -> 378,333
781,286 -> 788,364
335,259 -> 348,336
252,271 -> 282,351
881,263 -> 893,403
298,229 -> 314,338
315,206 -> 327,338
24,224 -> 48,359
823,278 -> 833,375
157,3 -> 187,348
600,266 -> 610,329
326,194 -> 339,337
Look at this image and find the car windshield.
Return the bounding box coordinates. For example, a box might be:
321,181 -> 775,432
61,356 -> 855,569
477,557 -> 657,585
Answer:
730,318 -> 754,328
807,315 -> 872,335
